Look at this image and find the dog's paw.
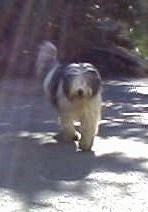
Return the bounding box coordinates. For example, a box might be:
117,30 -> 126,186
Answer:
79,139 -> 93,152
54,130 -> 81,142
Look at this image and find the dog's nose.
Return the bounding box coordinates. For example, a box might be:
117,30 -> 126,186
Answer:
77,89 -> 84,97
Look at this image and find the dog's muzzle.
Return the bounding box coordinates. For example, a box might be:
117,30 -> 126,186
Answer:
77,88 -> 84,97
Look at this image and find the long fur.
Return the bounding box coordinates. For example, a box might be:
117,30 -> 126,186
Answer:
36,41 -> 102,151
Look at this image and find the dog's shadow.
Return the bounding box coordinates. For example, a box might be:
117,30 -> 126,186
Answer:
0,131 -> 147,208
0,133 -> 95,193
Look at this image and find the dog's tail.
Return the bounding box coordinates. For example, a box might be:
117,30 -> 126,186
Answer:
35,41 -> 58,78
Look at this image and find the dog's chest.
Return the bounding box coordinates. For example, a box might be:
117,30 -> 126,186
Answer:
67,97 -> 99,120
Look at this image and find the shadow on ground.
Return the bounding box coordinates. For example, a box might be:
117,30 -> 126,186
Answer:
0,132 -> 147,205
0,78 -> 148,207
100,79 -> 148,142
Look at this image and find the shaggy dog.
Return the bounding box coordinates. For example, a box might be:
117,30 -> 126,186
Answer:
36,41 -> 102,151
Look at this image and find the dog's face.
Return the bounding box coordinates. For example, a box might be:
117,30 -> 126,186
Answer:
63,63 -> 101,101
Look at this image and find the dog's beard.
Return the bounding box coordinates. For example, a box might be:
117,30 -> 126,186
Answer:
69,80 -> 93,100
63,74 -> 100,101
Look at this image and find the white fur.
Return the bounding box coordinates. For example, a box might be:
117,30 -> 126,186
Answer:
68,75 -> 93,99
56,80 -> 102,151
36,41 -> 102,151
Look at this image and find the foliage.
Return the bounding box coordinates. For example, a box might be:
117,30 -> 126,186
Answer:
0,0 -> 147,78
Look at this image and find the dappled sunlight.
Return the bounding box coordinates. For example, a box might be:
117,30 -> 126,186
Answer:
0,0 -> 148,209
101,79 -> 148,140
130,86 -> 148,95
0,188 -> 25,211
129,79 -> 148,90
18,130 -> 57,145
93,137 -> 148,161
0,78 -> 148,211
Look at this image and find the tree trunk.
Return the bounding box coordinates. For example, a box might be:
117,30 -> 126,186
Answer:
7,0 -> 35,75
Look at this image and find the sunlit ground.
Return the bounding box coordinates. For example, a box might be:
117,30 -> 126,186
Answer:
0,78 -> 148,211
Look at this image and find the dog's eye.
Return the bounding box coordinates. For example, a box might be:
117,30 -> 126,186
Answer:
84,71 -> 99,80
83,71 -> 101,96
63,74 -> 73,82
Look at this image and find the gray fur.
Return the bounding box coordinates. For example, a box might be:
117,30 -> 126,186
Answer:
36,41 -> 102,151
62,63 -> 102,99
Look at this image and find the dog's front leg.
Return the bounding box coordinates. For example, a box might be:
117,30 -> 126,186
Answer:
60,114 -> 81,141
80,112 -> 99,151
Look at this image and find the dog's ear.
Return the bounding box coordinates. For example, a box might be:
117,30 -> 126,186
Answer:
35,41 -> 58,79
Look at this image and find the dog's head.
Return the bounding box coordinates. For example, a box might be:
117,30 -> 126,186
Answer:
62,63 -> 102,101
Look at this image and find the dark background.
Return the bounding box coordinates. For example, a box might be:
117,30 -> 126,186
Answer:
0,0 -> 148,78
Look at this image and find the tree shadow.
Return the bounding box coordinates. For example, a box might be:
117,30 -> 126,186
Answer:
100,79 -> 148,142
0,131 -> 148,207
0,78 -> 148,208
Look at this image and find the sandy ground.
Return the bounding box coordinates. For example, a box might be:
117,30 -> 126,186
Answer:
0,78 -> 148,212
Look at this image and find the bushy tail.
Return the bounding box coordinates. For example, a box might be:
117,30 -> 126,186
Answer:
36,41 -> 58,78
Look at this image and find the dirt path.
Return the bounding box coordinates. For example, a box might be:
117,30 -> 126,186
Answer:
0,78 -> 148,212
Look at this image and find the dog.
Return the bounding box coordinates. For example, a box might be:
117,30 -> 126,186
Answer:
36,41 -> 102,151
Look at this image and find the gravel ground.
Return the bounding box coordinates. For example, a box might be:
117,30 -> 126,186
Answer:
0,78 -> 148,212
